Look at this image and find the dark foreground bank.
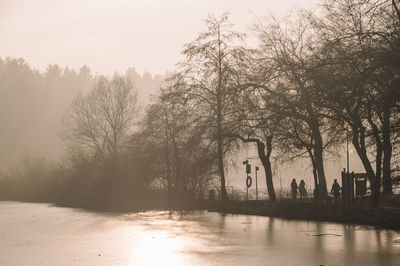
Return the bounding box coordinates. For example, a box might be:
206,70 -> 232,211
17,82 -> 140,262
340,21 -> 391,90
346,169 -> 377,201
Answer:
57,196 -> 400,231
207,199 -> 400,231
3,196 -> 400,230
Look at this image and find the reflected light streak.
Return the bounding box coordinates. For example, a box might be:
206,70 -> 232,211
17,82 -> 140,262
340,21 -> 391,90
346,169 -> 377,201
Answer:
134,230 -> 185,265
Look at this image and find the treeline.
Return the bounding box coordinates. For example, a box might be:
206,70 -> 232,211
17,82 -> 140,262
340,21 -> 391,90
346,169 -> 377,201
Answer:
1,0 -> 399,209
149,0 -> 400,207
0,59 -> 93,169
0,57 -> 163,170
0,73 -> 212,209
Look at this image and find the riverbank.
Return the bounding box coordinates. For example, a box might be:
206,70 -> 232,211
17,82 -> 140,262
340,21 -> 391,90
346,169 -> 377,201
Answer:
3,197 -> 400,230
65,197 -> 400,231
207,199 -> 400,231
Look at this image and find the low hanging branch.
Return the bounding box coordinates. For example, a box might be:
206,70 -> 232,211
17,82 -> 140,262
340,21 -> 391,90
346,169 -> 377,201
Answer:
231,134 -> 277,202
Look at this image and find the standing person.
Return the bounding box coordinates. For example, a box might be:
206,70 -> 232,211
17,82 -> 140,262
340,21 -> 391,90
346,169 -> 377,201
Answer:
299,179 -> 307,199
290,178 -> 298,200
331,179 -> 341,203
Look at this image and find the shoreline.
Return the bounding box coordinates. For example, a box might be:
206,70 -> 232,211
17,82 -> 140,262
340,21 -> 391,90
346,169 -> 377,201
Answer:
207,200 -> 400,231
2,199 -> 400,231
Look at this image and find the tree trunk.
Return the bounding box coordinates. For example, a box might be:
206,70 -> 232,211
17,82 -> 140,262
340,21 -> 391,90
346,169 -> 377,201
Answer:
171,110 -> 182,193
217,102 -> 228,200
307,147 -> 319,200
308,111 -> 328,199
235,135 -> 276,202
217,134 -> 228,200
367,111 -> 382,194
216,26 -> 228,201
313,143 -> 328,199
164,111 -> 172,196
351,123 -> 380,207
257,136 -> 276,202
382,105 -> 393,195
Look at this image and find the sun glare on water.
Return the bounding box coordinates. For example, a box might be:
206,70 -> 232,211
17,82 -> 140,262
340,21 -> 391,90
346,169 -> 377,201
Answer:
120,212 -> 205,266
133,230 -> 186,265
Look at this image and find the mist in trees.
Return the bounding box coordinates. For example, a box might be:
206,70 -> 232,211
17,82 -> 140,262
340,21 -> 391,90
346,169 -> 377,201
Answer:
0,0 -> 399,209
0,58 -> 163,169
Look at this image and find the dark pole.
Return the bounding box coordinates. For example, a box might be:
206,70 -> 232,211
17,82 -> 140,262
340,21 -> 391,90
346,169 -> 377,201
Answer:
246,174 -> 248,201
244,160 -> 251,201
346,127 -> 350,173
255,166 -> 259,200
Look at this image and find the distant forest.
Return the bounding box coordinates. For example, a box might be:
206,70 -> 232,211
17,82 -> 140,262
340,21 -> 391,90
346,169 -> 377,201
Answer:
0,58 -> 163,168
0,0 -> 399,210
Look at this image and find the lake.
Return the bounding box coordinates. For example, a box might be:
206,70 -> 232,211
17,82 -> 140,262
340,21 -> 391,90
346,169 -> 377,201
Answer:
0,201 -> 399,265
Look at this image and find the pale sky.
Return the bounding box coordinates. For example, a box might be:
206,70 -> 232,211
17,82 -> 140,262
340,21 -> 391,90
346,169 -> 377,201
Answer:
0,0 -> 317,75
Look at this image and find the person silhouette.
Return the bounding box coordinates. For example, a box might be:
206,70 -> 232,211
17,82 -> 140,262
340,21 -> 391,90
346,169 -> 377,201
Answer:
331,179 -> 341,203
290,178 -> 298,200
299,179 -> 307,199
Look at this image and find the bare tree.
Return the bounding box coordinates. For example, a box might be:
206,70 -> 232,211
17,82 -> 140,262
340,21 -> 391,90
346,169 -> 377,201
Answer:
228,74 -> 278,202
245,15 -> 335,199
177,13 -> 246,200
310,0 -> 400,205
63,75 -> 138,162
135,78 -> 218,200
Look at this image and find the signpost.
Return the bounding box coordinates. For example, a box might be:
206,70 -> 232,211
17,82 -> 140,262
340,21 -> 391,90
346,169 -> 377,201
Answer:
243,160 -> 251,200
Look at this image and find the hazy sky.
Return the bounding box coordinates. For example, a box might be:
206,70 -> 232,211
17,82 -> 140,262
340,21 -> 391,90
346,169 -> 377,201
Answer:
0,0 -> 317,75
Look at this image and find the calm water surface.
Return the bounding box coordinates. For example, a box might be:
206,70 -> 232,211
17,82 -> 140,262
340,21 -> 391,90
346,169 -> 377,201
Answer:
0,201 -> 399,265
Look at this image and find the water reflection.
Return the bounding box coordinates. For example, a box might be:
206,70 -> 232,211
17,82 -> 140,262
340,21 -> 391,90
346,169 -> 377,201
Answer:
1,202 -> 399,266
266,217 -> 275,245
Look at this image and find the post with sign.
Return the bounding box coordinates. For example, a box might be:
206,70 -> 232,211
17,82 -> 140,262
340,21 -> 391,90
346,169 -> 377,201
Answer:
243,160 -> 252,200
255,166 -> 259,200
